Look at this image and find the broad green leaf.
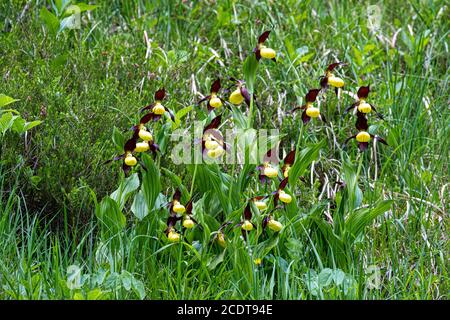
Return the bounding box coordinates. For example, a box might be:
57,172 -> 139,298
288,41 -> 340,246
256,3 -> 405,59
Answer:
131,190 -> 148,221
131,277 -> 146,300
112,126 -> 125,153
141,154 -> 161,211
345,200 -> 393,238
318,268 -> 334,287
110,173 -> 140,210
288,140 -> 324,188
95,196 -> 126,240
0,112 -> 15,135
24,120 -> 42,131
0,94 -> 20,108
172,105 -> 193,130
40,7 -> 60,35
243,54 -> 258,94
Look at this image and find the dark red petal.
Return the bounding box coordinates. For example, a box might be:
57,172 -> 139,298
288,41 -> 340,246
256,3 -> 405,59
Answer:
305,89 -> 320,103
255,49 -> 261,61
122,162 -> 131,174
320,114 -> 327,124
334,87 -> 339,96
358,142 -> 369,152
302,110 -> 311,124
152,114 -> 162,122
210,79 -> 221,93
319,76 -> 328,89
141,103 -> 155,112
262,216 -> 270,230
185,199 -> 193,214
326,62 -> 345,72
198,95 -> 210,105
244,203 -> 252,220
357,85 -> 370,99
369,104 -> 384,120
344,102 -> 358,114
374,135 -> 388,145
283,150 -> 296,165
154,88 -> 165,101
173,189 -> 182,201
140,113 -> 155,124
167,109 -> 175,122
204,115 -> 222,132
343,135 -> 357,147
279,177 -> 289,190
263,146 -> 280,164
124,137 -> 137,152
150,143 -> 160,153
240,87 -> 251,106
259,174 -> 271,186
258,30 -> 271,44
355,113 -> 368,131
273,193 -> 279,207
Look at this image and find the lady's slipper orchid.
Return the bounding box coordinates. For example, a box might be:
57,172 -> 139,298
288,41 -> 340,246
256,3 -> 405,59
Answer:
105,134 -> 140,174
140,88 -> 175,122
262,215 -> 283,232
292,89 -> 326,124
252,196 -> 268,211
344,114 -> 388,151
282,150 -> 295,178
320,62 -> 346,95
228,79 -> 252,106
273,178 -> 292,206
198,79 -> 224,113
201,115 -> 228,159
238,203 -> 257,238
257,147 -> 281,184
254,31 -> 276,61
345,85 -> 384,119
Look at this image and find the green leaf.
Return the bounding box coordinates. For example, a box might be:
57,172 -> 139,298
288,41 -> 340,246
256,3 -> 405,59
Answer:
69,3 -> 99,13
40,7 -> 60,35
0,94 -> 20,108
288,140 -> 324,188
345,200 -> 393,238
131,190 -> 148,221
110,173 -> 140,210
0,112 -> 16,135
131,277 -> 146,300
95,197 -> 126,240
243,54 -> 258,94
24,120 -> 42,131
318,268 -> 334,287
172,105 -> 193,130
112,126 -> 125,153
141,154 -> 161,212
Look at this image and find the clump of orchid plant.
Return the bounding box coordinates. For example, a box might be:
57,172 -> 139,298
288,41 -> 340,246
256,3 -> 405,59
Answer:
202,115 -> 227,159
345,85 -> 384,119
344,113 -> 388,151
140,88 -> 175,122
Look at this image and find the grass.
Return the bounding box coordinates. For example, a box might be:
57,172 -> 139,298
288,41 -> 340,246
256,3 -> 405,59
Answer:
0,0 -> 448,299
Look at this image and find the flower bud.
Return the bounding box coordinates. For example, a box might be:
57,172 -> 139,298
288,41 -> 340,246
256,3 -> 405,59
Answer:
152,102 -> 166,115
278,190 -> 292,204
241,220 -> 253,231
260,47 -> 276,59
229,89 -> 244,105
306,107 -> 320,118
356,131 -> 371,143
167,230 -> 180,242
264,165 -> 278,178
124,155 -> 137,166
254,258 -> 262,265
138,129 -> 153,141
327,75 -> 345,88
357,102 -> 372,114
135,141 -> 150,152
217,232 -> 227,248
183,218 -> 195,229
173,200 -> 186,214
254,201 -> 267,211
267,219 -> 283,232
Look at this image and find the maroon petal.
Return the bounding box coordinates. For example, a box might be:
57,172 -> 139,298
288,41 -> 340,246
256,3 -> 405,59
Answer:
210,79 -> 221,93
369,104 -> 384,120
358,142 -> 369,151
279,177 -> 289,190
167,109 -> 175,122
263,146 -> 280,164
140,113 -> 155,124
343,135 -> 357,147
320,114 -> 327,124
273,193 -> 279,207
204,115 -> 222,132
262,216 -> 270,230
124,137 -> 138,152
344,102 -> 358,115
355,113 -> 368,131
185,199 -> 193,214
154,88 -> 165,101
244,203 -> 252,220
374,135 -> 388,145
198,95 -> 210,105
302,110 -> 311,124
258,30 -> 271,44
283,150 -> 296,166
141,103 -> 155,112
357,85 -> 370,99
240,87 -> 251,106
150,143 -> 160,153
122,162 -> 131,174
259,174 -> 271,186
326,62 -> 345,72
319,76 -> 328,89
305,89 -> 321,103
255,49 -> 261,61
173,189 -> 182,201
